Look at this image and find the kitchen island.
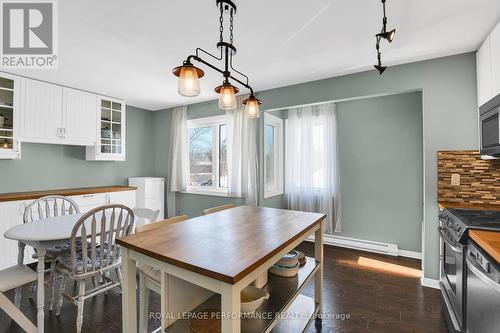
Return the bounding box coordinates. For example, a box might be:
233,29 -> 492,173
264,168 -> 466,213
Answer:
117,205 -> 325,333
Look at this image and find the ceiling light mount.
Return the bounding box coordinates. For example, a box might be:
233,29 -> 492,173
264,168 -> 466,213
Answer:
216,0 -> 236,14
374,0 -> 396,75
173,0 -> 261,116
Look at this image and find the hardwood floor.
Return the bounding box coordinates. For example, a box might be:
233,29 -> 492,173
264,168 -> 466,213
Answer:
0,243 -> 448,333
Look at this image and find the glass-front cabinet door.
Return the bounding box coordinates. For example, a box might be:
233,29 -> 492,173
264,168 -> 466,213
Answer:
0,73 -> 20,159
86,96 -> 125,161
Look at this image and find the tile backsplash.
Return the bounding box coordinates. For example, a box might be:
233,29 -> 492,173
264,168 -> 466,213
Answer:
438,150 -> 500,207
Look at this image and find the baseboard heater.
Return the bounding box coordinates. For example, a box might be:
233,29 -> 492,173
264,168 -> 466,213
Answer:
306,234 -> 399,257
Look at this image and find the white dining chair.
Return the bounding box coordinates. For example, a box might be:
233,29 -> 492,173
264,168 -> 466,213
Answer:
55,204 -> 134,333
136,215 -> 189,333
132,208 -> 160,232
17,195 -> 80,312
0,265 -> 38,333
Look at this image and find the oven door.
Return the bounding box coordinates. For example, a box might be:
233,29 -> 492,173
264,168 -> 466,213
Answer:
480,107 -> 500,157
439,227 -> 465,332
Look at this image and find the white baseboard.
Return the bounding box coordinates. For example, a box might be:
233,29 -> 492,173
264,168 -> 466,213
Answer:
421,277 -> 440,289
305,234 -> 422,260
398,249 -> 422,260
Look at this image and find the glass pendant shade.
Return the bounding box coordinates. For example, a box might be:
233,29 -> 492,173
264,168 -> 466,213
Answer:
243,96 -> 262,119
216,84 -> 238,110
177,66 -> 201,97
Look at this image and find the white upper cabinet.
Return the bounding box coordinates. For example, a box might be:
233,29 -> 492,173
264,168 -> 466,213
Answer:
1,74 -> 125,160
490,23 -> 500,98
63,88 -> 97,146
477,37 -> 492,107
86,96 -> 126,161
20,78 -> 64,143
477,21 -> 500,107
20,79 -> 102,147
0,73 -> 21,159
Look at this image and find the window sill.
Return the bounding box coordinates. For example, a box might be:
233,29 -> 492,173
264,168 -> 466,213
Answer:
264,190 -> 284,199
181,189 -> 229,198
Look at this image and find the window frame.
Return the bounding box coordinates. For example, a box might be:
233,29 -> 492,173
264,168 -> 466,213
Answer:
264,113 -> 284,198
186,115 -> 228,196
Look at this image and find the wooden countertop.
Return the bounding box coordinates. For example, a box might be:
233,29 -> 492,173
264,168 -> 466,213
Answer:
117,205 -> 325,284
439,202 -> 500,211
469,230 -> 500,264
0,185 -> 137,202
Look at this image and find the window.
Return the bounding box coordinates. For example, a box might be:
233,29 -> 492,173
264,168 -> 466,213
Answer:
187,116 -> 227,195
264,113 -> 284,198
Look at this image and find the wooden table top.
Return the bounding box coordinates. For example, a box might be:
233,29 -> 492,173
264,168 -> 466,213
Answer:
469,230 -> 500,264
0,185 -> 136,202
117,205 -> 325,284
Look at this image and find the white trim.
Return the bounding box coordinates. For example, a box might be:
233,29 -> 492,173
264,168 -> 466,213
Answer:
305,233 -> 423,260
398,249 -> 422,260
187,115 -> 225,128
263,113 -> 284,198
186,115 -> 227,191
181,189 -> 229,197
420,277 -> 440,289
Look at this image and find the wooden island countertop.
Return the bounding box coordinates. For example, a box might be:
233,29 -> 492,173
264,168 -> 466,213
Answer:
469,230 -> 500,264
117,205 -> 325,284
0,185 -> 137,202
439,202 -> 500,211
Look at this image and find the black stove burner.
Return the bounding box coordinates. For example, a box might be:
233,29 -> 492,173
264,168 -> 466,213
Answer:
449,209 -> 500,228
440,208 -> 500,244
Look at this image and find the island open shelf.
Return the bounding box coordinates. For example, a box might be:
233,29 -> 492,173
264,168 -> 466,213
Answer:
166,256 -> 320,333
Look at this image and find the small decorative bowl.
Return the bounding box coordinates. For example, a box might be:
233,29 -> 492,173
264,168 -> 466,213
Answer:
275,250 -> 300,268
269,262 -> 300,277
297,251 -> 306,266
240,285 -> 269,314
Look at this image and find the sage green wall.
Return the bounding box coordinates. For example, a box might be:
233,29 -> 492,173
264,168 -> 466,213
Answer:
336,92 -> 423,252
257,53 -> 478,280
0,106 -> 155,193
157,53 -> 477,280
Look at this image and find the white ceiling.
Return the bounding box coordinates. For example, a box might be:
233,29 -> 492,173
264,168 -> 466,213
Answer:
5,0 -> 500,110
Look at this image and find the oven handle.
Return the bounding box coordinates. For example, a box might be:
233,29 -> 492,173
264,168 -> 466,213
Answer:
438,227 -> 462,253
439,282 -> 462,332
466,254 -> 500,294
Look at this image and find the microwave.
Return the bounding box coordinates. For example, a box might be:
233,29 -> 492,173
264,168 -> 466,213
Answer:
480,95 -> 500,158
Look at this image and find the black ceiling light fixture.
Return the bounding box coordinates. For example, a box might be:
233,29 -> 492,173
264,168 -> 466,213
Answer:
374,0 -> 396,75
173,0 -> 262,118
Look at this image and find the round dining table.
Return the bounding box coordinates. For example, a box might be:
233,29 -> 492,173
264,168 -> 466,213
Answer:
4,213 -> 85,333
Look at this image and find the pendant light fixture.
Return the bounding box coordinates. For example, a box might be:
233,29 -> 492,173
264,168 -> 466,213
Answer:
242,93 -> 262,119
173,0 -> 262,117
173,63 -> 204,97
374,0 -> 396,75
215,79 -> 240,110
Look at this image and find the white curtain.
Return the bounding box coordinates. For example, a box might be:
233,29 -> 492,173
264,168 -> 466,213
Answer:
226,95 -> 258,205
167,105 -> 188,217
285,102 -> 341,233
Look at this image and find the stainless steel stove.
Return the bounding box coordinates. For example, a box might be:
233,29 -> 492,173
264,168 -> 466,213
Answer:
439,208 -> 500,333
